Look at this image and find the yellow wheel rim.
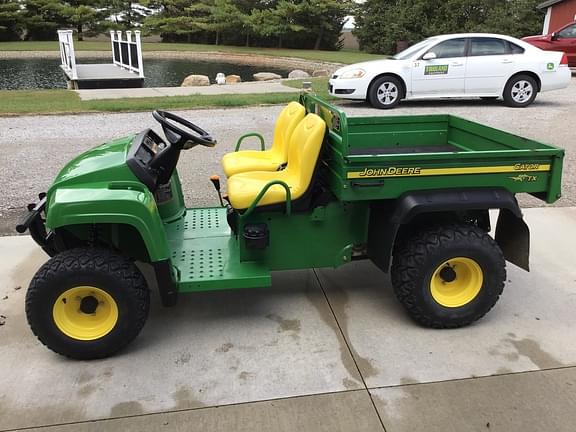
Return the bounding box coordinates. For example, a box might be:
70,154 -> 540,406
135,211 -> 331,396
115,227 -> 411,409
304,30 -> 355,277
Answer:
53,286 -> 119,341
430,257 -> 483,308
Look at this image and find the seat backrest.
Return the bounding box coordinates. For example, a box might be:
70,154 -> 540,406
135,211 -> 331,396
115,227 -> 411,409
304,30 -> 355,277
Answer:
270,102 -> 305,160
284,113 -> 326,192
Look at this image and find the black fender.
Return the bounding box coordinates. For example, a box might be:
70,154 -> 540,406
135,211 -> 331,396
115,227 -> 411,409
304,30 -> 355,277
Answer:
368,188 -> 530,272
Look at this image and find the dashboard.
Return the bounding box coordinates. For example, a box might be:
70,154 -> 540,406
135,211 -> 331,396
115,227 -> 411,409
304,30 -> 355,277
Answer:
126,129 -> 168,191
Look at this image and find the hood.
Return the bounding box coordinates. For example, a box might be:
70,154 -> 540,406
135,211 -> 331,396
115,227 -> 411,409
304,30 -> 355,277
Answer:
522,34 -> 549,42
51,135 -> 137,188
335,58 -> 398,75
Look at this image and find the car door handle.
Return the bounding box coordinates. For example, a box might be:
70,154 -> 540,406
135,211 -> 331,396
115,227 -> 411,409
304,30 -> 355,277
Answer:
501,59 -> 514,64
451,62 -> 464,66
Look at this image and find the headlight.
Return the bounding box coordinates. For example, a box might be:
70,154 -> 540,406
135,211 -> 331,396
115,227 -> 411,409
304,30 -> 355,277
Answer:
339,69 -> 366,79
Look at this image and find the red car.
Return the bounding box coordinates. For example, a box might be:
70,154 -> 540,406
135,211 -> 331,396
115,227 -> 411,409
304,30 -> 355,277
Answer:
523,21 -> 576,67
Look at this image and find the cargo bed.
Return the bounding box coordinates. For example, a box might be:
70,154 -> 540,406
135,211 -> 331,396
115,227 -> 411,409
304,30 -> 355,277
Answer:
301,95 -> 564,204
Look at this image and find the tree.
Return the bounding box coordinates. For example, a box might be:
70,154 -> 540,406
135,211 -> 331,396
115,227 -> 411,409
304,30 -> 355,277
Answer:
473,0 -> 544,37
354,0 -> 545,54
189,0 -> 246,45
21,0 -> 109,41
0,0 -> 24,41
142,0 -> 350,49
22,0 -> 70,40
108,1 -> 157,30
64,1 -> 108,41
297,0 -> 353,50
143,0 -> 207,42
249,0 -> 306,48
235,0 -> 265,46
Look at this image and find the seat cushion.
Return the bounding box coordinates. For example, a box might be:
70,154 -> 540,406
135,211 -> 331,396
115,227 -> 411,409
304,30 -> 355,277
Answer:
227,114 -> 326,210
221,151 -> 284,178
221,102 -> 305,178
227,170 -> 303,210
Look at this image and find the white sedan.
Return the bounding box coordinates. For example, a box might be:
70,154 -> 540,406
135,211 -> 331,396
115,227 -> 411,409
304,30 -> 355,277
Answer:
329,33 -> 571,108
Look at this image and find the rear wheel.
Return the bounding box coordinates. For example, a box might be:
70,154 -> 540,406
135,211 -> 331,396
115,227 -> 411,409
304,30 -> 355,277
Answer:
26,248 -> 150,359
391,224 -> 506,328
503,75 -> 538,107
368,76 -> 403,109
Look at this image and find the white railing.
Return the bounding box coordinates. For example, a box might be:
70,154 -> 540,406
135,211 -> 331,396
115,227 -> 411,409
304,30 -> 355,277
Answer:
110,30 -> 145,78
57,29 -> 78,80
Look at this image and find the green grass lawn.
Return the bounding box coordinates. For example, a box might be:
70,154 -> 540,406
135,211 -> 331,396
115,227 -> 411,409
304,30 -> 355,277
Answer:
0,41 -> 383,64
0,78 -> 331,115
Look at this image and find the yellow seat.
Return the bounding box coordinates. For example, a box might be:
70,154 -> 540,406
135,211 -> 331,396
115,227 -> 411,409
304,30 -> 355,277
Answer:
221,102 -> 305,177
227,113 -> 326,210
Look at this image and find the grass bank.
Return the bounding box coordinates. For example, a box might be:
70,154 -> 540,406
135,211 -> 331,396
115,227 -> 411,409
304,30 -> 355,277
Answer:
0,41 -> 382,65
0,78 -> 331,115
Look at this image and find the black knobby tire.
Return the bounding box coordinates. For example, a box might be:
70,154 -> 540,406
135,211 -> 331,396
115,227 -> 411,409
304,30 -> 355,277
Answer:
368,75 -> 403,109
503,74 -> 538,108
26,248 -> 150,360
391,224 -> 506,328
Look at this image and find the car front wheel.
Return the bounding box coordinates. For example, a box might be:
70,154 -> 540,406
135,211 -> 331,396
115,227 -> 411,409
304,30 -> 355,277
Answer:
368,76 -> 403,109
503,75 -> 538,108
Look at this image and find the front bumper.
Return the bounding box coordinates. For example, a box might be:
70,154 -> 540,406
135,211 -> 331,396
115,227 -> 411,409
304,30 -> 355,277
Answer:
328,78 -> 369,100
16,193 -> 57,256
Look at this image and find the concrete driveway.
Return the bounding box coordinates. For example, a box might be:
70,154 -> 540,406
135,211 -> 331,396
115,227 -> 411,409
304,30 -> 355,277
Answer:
1,207 -> 575,431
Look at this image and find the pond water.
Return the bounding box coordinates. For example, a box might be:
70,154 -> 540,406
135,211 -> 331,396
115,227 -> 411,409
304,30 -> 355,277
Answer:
0,57 -> 291,90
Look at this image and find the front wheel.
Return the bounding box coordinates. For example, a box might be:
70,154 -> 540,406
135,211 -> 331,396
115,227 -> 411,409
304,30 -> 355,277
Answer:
391,224 -> 506,328
368,76 -> 403,109
503,75 -> 538,107
26,248 -> 150,360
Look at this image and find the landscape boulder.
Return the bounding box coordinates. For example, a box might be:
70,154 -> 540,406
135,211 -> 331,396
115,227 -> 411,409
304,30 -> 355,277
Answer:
253,72 -> 282,81
181,74 -> 210,87
312,69 -> 329,77
288,69 -> 310,78
225,74 -> 242,84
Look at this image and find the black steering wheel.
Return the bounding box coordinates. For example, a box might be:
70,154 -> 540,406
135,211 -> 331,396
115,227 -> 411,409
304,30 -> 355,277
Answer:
152,110 -> 217,149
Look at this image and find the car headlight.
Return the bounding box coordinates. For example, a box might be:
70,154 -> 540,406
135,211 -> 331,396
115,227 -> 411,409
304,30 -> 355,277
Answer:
339,69 -> 366,79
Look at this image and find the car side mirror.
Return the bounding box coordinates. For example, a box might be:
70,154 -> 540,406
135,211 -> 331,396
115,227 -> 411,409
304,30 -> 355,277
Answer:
422,52 -> 437,60
551,32 -> 558,41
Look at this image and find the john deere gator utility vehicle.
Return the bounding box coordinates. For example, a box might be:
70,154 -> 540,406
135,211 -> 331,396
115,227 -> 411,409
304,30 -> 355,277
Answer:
18,92 -> 564,359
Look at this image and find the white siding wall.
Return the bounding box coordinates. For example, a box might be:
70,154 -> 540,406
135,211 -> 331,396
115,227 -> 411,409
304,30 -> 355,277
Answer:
543,6 -> 552,34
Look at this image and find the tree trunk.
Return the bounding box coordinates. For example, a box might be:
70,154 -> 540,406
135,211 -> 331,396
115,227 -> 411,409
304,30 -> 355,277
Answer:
77,24 -> 83,42
215,30 -> 220,45
245,32 -> 250,47
125,1 -> 132,28
278,35 -> 282,48
314,27 -> 324,50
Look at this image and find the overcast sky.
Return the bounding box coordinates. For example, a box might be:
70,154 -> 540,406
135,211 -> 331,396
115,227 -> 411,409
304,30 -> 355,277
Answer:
343,15 -> 355,30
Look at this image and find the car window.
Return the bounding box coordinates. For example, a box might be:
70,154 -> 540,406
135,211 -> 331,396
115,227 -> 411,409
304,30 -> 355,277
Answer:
394,38 -> 438,60
426,38 -> 467,59
558,24 -> 576,38
508,42 -> 525,54
470,38 -> 508,56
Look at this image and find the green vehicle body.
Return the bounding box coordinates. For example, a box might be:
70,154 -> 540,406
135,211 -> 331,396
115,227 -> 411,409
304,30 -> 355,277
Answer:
28,93 -> 564,305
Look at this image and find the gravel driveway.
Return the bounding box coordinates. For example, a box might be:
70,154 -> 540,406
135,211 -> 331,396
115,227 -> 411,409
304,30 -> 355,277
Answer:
0,78 -> 574,234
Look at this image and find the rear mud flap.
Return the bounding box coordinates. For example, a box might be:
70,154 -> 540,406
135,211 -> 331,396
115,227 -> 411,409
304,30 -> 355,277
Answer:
495,209 -> 530,272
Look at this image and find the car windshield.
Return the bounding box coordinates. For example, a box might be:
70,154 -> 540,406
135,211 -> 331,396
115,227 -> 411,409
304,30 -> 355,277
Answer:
393,38 -> 438,60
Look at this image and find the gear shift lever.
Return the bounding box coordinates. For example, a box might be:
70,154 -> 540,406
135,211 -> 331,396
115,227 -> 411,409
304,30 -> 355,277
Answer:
210,175 -> 224,207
